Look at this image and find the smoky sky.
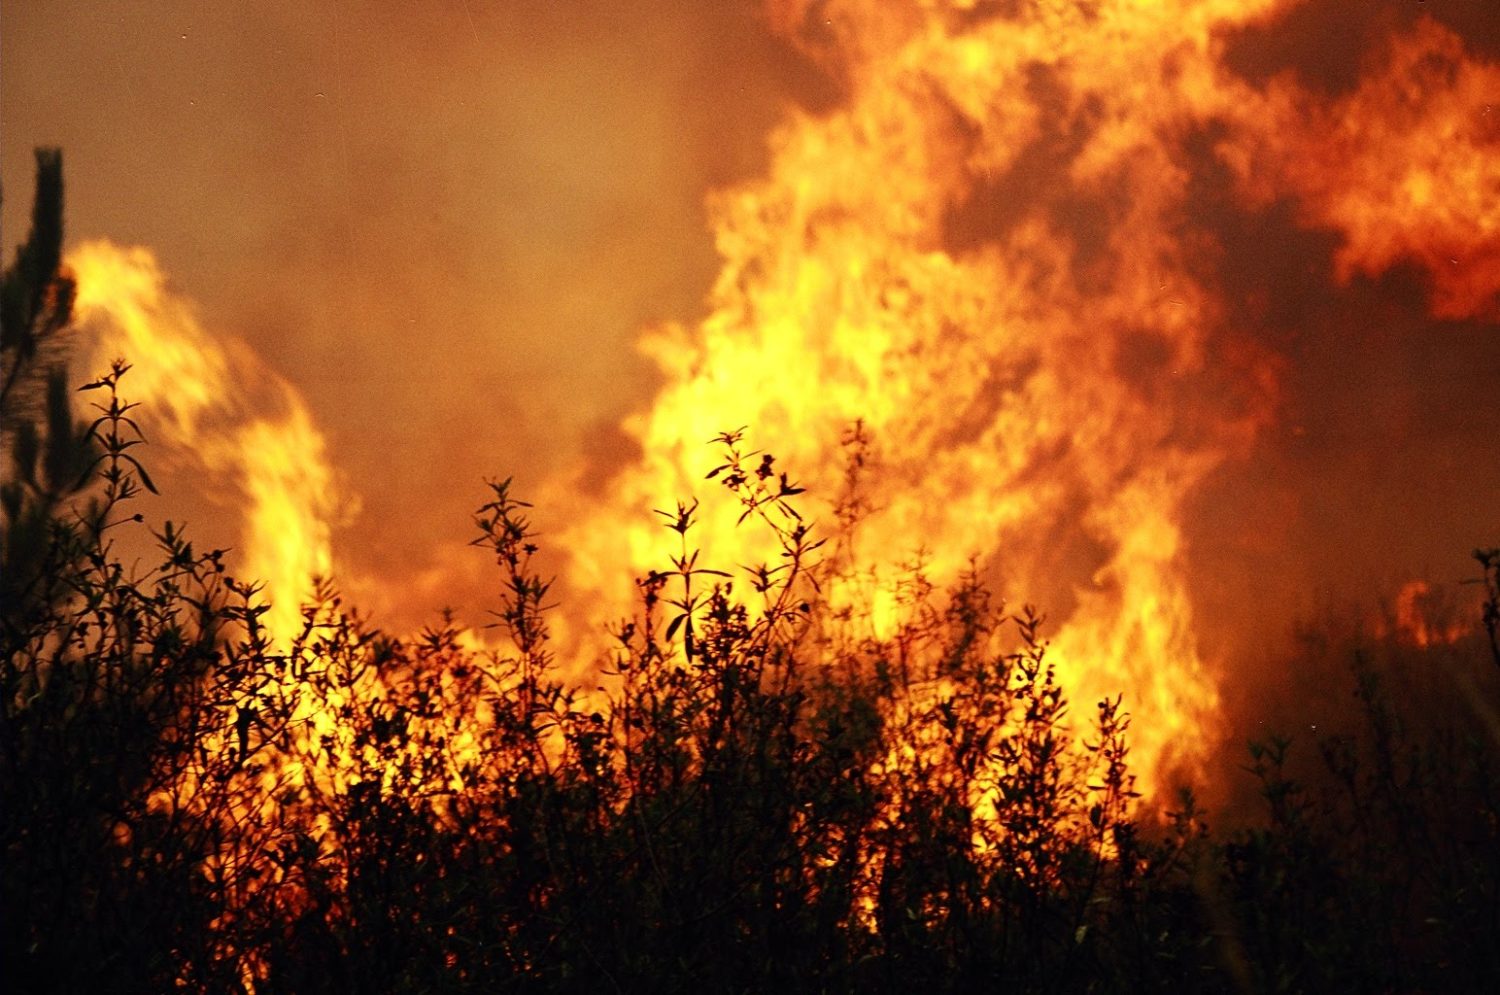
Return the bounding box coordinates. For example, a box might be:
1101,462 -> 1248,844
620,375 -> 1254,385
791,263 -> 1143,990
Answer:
3,0 -> 1497,678
2,0 -> 832,625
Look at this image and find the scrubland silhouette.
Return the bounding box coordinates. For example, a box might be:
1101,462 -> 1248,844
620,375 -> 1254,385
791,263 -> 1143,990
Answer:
5,153 -> 1499,994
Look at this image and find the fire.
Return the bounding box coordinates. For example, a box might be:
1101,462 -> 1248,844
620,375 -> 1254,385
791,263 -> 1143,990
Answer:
1228,16 -> 1500,321
1387,580 -> 1469,649
17,5 -> 1496,985
53,1 -> 1499,810
548,1 -> 1499,798
68,240 -> 340,646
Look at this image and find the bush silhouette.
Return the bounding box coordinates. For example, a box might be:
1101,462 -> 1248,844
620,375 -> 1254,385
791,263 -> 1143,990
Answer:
4,156 -> 1500,993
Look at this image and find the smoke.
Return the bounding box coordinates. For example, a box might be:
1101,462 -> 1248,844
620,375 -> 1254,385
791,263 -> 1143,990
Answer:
2,0 -> 830,628
1185,3 -> 1500,713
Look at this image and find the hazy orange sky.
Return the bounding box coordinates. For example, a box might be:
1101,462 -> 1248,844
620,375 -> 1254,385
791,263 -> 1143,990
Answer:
3,1 -> 835,613
5,1 -> 1499,744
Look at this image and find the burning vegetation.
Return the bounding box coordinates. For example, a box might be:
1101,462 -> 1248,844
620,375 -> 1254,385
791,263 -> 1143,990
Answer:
5,1 -> 1500,991
6,351 -> 1498,992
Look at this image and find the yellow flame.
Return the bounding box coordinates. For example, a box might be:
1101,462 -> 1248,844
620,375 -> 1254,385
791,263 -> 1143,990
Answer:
68,240 -> 339,644
548,0 -> 1498,798
58,2 -> 1500,810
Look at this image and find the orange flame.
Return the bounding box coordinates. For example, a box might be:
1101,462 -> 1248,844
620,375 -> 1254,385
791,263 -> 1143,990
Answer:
1228,17 -> 1500,320
1386,580 -> 1470,649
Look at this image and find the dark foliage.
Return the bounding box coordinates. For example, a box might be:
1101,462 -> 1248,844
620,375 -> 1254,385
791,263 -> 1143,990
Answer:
2,148 -> 94,628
